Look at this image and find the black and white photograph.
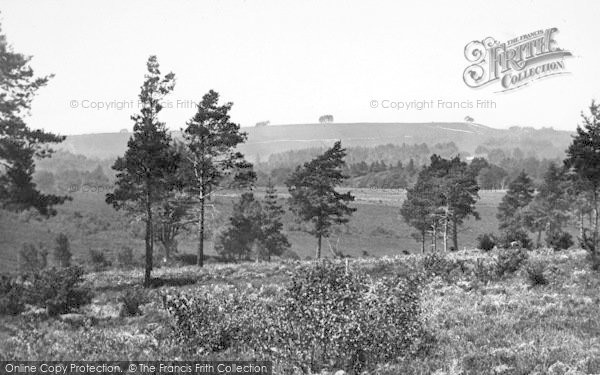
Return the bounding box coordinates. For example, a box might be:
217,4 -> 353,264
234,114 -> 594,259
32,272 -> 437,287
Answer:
0,1 -> 599,374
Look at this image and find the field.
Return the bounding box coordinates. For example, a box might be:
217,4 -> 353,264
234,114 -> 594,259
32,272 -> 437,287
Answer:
0,188 -> 505,274
1,249 -> 599,374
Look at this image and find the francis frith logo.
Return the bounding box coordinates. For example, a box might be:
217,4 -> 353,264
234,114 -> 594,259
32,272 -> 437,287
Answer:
463,28 -> 572,92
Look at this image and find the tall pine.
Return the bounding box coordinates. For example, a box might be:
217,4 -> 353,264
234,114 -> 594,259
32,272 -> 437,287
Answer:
106,56 -> 177,287
182,90 -> 254,267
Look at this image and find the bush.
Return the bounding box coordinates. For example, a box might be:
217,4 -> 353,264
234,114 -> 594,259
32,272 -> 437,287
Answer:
524,260 -> 548,287
496,248 -> 528,277
477,233 -> 496,251
53,233 -> 72,267
472,258 -> 497,284
422,252 -> 459,281
499,230 -> 532,250
588,251 -> 600,271
165,261 -> 429,373
89,249 -> 111,271
119,287 -> 149,317
0,276 -> 26,315
26,266 -> 93,316
546,231 -> 574,251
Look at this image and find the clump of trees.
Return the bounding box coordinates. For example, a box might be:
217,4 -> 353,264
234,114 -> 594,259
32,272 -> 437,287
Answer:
401,155 -> 479,252
318,114 -> 334,123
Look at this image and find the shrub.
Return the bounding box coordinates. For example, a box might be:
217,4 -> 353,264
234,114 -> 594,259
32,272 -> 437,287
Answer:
496,248 -> 528,277
26,266 -> 93,316
0,276 -> 26,315
524,260 -> 548,287
499,230 -> 532,250
89,249 -> 111,271
165,261 -> 429,373
546,231 -> 574,251
53,233 -> 72,267
477,233 -> 496,251
472,258 -> 497,284
119,287 -> 149,317
422,252 -> 459,281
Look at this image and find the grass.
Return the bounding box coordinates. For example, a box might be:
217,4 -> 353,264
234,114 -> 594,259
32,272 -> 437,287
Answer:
0,188 -> 505,274
1,249 -> 599,374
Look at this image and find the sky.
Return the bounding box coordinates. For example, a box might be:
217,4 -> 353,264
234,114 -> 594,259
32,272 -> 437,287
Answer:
1,0 -> 599,135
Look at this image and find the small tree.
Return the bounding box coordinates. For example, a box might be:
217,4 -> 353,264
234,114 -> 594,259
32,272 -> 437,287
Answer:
106,56 -> 177,287
53,233 -> 71,267
215,192 -> 262,261
401,168 -> 439,253
497,171 -> 535,248
286,141 -> 355,258
257,180 -> 290,261
182,90 -> 255,267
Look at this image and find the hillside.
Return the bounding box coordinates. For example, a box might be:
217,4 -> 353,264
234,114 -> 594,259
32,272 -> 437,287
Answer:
57,122 -> 573,160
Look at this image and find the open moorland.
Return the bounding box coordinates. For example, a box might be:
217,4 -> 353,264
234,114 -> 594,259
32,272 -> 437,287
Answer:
1,248 -> 598,374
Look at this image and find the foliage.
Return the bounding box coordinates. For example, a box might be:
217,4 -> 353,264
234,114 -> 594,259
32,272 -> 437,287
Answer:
0,276 -> 26,315
119,287 -> 149,317
498,229 -> 533,250
165,261 -> 429,373
0,22 -> 70,216
524,260 -> 548,287
256,181 -> 290,261
286,141 -> 356,258
477,233 -> 496,251
546,230 -> 574,251
215,192 -> 263,261
565,101 -> 600,257
497,171 -> 535,241
181,89 -> 255,266
26,266 -> 92,316
106,56 -> 177,286
496,248 -> 528,277
89,249 -> 111,271
53,232 -> 72,267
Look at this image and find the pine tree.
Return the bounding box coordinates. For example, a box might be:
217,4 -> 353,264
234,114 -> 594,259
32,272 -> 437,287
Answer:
106,56 -> 177,287
0,23 -> 69,216
496,170 -> 535,248
182,90 -> 255,267
286,141 -> 355,258
564,101 -> 600,253
525,162 -> 571,247
257,179 -> 290,261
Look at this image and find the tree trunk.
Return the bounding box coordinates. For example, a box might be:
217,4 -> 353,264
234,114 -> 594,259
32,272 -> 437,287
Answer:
452,218 -> 458,252
421,231 -> 425,254
595,187 -> 599,253
144,190 -> 153,288
197,196 -> 205,267
316,234 -> 322,259
443,214 -> 448,252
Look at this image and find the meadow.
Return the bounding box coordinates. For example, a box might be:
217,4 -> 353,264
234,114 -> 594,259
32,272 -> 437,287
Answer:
0,188 -> 505,274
